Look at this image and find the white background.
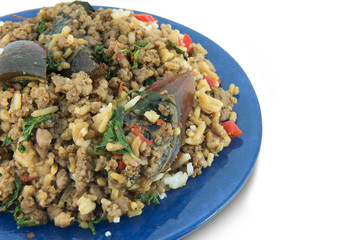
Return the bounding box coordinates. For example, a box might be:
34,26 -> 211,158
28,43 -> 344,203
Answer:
1,0 -> 360,239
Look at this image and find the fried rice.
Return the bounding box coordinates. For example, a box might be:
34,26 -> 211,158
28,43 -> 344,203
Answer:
0,1 -> 241,233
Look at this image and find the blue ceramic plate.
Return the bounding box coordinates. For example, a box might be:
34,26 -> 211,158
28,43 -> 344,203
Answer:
0,6 -> 262,240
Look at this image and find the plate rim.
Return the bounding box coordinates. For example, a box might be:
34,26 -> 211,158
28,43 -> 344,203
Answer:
0,6 -> 262,240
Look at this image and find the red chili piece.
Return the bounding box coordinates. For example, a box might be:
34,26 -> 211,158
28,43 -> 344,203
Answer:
221,120 -> 243,138
117,160 -> 126,171
99,62 -> 108,70
118,81 -> 123,95
183,33 -> 192,53
131,124 -> 152,145
134,14 -> 158,23
203,75 -> 217,88
20,174 -> 37,183
27,232 -> 35,239
156,119 -> 166,126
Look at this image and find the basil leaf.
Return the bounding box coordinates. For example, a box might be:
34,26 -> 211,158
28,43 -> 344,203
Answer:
129,91 -> 161,115
112,40 -> 148,69
101,169 -> 108,178
22,114 -> 54,141
19,114 -> 54,153
93,106 -> 142,164
143,77 -> 156,86
131,41 -> 148,69
1,176 -> 21,212
47,51 -> 60,70
135,193 -> 160,205
117,90 -> 162,115
94,45 -> 112,64
105,66 -> 112,80
37,17 -> 47,34
93,106 -> 126,153
131,49 -> 141,69
13,201 -> 38,228
2,133 -> 12,147
135,40 -> 149,48
18,141 -> 27,153
166,40 -> 188,60
16,218 -> 38,228
88,211 -> 107,235
2,84 -> 9,91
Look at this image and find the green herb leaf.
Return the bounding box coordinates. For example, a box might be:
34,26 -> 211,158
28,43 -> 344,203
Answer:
116,90 -> 162,115
18,141 -> 27,153
93,106 -> 143,164
135,40 -> 149,48
166,40 -> 188,61
165,40 -> 184,54
47,51 -> 60,70
16,217 -> 38,228
95,91 -> 162,164
131,49 -> 141,69
13,201 -> 38,228
130,41 -> 149,69
22,114 -> 54,141
37,17 -> 47,34
88,211 -> 107,235
112,41 -> 148,69
93,106 -> 126,153
105,66 -> 112,80
2,133 -> 12,147
128,91 -> 162,115
1,176 -> 22,212
94,45 -> 113,80
2,84 -> 9,91
94,45 -> 112,64
143,77 -> 156,86
19,114 -> 54,153
135,193 -> 160,205
101,169 -> 108,178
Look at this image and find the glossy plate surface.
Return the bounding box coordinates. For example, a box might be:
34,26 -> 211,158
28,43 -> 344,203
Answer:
0,7 -> 262,240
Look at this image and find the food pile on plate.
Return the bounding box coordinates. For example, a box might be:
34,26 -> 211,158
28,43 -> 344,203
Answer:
0,1 -> 242,234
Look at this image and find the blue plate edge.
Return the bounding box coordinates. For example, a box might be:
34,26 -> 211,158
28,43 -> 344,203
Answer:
0,6 -> 263,240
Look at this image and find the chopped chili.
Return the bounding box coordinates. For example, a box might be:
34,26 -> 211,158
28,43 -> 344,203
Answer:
27,232 -> 35,239
116,160 -> 126,171
20,174 -> 37,183
131,124 -> 152,145
156,119 -> 166,126
221,121 -> 243,138
134,14 -> 158,23
118,81 -> 123,95
183,33 -> 192,54
203,75 -> 217,88
99,62 -> 108,71
114,53 -> 123,60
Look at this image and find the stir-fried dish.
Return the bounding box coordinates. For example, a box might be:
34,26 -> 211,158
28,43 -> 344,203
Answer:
0,1 -> 242,234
